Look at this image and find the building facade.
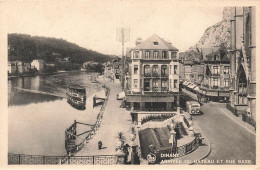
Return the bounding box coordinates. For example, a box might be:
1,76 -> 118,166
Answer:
200,50 -> 231,102
125,34 -> 180,120
31,60 -> 45,73
228,7 -> 256,125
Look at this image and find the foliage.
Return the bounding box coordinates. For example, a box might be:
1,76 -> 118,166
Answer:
141,114 -> 175,125
8,33 -> 115,64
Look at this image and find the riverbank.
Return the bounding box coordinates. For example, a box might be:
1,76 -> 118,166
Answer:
74,75 -> 133,156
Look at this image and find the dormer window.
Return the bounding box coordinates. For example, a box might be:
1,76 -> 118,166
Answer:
153,41 -> 159,45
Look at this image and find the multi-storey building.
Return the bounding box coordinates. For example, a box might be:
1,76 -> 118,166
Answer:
199,49 -> 231,102
31,60 -> 44,74
125,34 -> 180,124
227,7 -> 256,126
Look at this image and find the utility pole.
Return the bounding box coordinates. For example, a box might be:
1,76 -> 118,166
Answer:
116,27 -> 130,89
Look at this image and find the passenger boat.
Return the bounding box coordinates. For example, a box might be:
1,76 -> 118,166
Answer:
66,85 -> 86,100
66,85 -> 86,110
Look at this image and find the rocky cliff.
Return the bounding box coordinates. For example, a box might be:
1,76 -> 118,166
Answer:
180,7 -> 231,61
190,7 -> 231,52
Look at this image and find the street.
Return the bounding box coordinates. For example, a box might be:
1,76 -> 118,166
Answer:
181,89 -> 256,165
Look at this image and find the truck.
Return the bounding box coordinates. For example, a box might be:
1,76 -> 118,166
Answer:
186,101 -> 201,115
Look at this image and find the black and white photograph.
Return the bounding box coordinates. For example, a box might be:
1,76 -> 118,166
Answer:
0,0 -> 258,168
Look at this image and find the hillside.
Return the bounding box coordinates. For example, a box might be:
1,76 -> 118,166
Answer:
8,33 -> 115,64
180,7 -> 231,61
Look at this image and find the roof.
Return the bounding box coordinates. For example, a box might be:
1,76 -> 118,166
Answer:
186,101 -> 200,105
133,34 -> 178,51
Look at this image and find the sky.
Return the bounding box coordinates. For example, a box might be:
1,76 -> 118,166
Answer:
2,0 -> 224,56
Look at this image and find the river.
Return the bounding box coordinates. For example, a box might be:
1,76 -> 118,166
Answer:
8,71 -> 103,156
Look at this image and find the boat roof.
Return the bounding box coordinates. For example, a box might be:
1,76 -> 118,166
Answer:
68,84 -> 86,90
186,101 -> 200,104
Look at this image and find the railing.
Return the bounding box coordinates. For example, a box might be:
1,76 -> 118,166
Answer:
161,73 -> 168,77
159,137 -> 199,158
212,86 -> 219,89
152,73 -> 159,77
64,81 -> 111,158
8,153 -> 120,165
144,73 -> 151,77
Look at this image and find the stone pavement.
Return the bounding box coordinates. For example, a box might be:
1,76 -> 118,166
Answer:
75,76 -> 133,156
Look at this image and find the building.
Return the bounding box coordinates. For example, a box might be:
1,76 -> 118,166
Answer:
104,61 -> 113,78
125,34 -> 180,125
199,48 -> 231,102
111,58 -> 122,80
31,60 -> 44,73
16,61 -> 24,74
24,63 -> 31,73
8,62 -> 16,75
227,7 -> 256,126
182,60 -> 193,81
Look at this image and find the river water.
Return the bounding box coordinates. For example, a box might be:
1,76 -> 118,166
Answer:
8,71 -> 103,156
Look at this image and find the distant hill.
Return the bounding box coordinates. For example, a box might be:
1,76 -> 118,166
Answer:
8,33 -> 115,63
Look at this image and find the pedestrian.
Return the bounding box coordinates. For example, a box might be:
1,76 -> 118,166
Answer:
98,141 -> 102,150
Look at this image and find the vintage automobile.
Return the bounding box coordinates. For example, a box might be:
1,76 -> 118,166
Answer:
186,101 -> 201,115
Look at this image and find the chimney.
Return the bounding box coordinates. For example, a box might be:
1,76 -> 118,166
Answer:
136,37 -> 142,46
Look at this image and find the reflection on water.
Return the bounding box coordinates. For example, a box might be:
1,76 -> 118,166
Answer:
8,71 -> 102,155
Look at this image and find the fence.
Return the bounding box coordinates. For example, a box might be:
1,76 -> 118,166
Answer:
8,153 -> 121,165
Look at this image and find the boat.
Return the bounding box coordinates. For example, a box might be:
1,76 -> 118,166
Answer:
66,85 -> 87,110
67,96 -> 86,110
66,85 -> 86,100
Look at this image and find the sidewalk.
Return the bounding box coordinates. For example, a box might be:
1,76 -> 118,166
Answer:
161,120 -> 211,165
75,76 -> 133,156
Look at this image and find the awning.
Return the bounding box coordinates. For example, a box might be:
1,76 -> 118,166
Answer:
187,84 -> 196,89
117,91 -> 125,100
206,91 -> 218,96
193,86 -> 200,92
219,92 -> 229,97
183,81 -> 188,86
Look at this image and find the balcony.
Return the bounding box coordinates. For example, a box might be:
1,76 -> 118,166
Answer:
144,73 -> 151,77
152,72 -> 160,77
161,73 -> 168,77
212,73 -> 220,76
161,87 -> 169,91
152,87 -> 159,91
212,86 -> 219,89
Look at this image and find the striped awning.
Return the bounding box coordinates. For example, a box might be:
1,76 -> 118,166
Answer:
187,84 -> 196,89
193,86 -> 200,91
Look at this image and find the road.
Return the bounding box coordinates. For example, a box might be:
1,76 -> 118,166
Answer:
181,89 -> 256,165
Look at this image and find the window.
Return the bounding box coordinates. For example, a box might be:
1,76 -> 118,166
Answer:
153,51 -> 159,59
161,80 -> 168,91
153,79 -> 159,91
133,51 -> 139,58
162,51 -> 167,59
134,65 -> 138,74
140,79 -> 142,88
153,41 -> 158,45
174,65 -> 178,74
224,79 -> 229,87
171,52 -> 177,59
170,65 -> 172,74
213,78 -> 218,86
145,51 -> 150,59
152,65 -> 159,75
170,79 -> 172,88
134,79 -> 138,88
213,66 -> 219,74
144,65 -> 150,75
224,66 -> 230,74
161,65 -> 167,76
174,80 -> 177,88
